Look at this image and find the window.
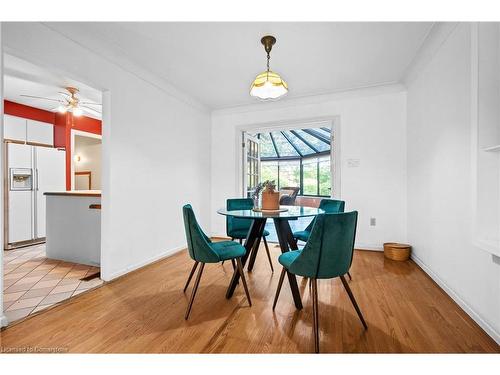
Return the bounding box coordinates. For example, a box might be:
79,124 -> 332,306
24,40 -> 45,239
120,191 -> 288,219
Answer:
261,156 -> 331,197
261,161 -> 278,184
302,158 -> 317,195
246,136 -> 260,196
278,160 -> 300,188
318,156 -> 331,196
256,126 -> 332,197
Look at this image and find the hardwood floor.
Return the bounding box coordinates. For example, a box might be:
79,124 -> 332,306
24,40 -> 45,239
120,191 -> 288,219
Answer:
1,244 -> 498,353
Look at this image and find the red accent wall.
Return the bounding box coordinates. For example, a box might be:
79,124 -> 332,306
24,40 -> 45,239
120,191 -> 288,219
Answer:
4,100 -> 55,124
4,100 -> 102,190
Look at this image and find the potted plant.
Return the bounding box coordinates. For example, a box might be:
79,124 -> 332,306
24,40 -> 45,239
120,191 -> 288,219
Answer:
261,180 -> 280,210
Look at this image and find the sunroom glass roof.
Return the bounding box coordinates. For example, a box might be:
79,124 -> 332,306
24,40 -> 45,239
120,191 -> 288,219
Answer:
258,128 -> 331,159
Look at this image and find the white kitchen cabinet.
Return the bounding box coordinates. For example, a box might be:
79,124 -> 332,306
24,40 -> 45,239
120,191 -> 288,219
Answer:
27,119 -> 54,146
3,114 -> 27,142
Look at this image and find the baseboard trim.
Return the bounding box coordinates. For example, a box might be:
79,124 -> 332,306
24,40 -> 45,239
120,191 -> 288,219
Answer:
211,234 -> 384,252
411,253 -> 500,345
102,244 -> 186,281
355,243 -> 383,251
0,314 -> 8,328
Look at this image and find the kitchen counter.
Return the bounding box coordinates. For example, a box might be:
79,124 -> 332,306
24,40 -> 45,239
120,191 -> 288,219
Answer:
44,190 -> 101,197
44,191 -> 101,266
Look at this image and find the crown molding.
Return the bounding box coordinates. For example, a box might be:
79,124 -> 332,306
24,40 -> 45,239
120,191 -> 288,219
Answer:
40,23 -> 209,114
212,82 -> 406,117
401,22 -> 459,86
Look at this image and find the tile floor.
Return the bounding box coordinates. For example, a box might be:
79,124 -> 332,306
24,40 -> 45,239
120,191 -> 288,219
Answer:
3,244 -> 103,323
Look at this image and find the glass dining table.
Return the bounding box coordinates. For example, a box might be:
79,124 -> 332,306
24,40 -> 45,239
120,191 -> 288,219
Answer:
217,205 -> 325,310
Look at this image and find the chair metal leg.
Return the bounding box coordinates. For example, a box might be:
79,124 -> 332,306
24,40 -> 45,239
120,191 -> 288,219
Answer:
263,236 -> 274,272
231,259 -> 236,270
183,261 -> 199,292
311,278 -> 320,353
347,271 -> 352,281
272,267 -> 286,310
185,263 -> 205,320
236,257 -> 252,306
239,238 -> 242,245
340,275 -> 367,329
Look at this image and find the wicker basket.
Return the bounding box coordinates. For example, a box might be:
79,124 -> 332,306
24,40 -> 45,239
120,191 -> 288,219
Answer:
383,242 -> 411,261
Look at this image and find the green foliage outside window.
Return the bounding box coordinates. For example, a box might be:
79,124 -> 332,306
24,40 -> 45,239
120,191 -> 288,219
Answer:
261,156 -> 331,196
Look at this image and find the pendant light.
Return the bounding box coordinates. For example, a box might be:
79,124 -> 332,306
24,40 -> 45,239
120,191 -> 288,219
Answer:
250,35 -> 288,100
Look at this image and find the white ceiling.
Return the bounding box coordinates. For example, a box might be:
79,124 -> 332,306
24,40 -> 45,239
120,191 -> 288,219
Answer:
3,54 -> 102,119
46,22 -> 433,109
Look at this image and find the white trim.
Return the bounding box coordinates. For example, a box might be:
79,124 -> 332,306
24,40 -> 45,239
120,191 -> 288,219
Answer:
70,129 -> 102,190
355,243 -> 383,251
213,83 -> 405,116
411,253 -> 500,345
209,233 -> 382,252
470,22 -> 480,257
236,116 -> 340,201
101,245 -> 186,281
402,22 -> 459,86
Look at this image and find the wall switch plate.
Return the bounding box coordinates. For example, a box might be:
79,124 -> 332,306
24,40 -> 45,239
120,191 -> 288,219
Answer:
347,159 -> 360,168
370,217 -> 376,226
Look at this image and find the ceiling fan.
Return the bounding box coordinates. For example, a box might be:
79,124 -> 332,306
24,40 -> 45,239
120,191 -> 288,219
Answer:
20,86 -> 102,117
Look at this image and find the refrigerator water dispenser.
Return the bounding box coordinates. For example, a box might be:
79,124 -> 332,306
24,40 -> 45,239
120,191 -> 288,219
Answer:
10,168 -> 33,191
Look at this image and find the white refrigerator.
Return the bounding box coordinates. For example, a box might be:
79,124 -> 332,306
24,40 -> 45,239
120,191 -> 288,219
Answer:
6,143 -> 65,248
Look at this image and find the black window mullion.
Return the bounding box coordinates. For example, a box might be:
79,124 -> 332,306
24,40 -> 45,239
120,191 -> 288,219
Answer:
269,132 -> 281,158
281,131 -> 303,157
302,128 -> 331,145
290,130 -> 319,153
300,158 -> 303,195
316,158 -> 320,196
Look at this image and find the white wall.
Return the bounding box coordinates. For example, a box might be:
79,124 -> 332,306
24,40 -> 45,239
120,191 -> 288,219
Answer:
407,23 -> 500,343
211,85 -> 408,250
2,23 -> 211,281
74,141 -> 102,190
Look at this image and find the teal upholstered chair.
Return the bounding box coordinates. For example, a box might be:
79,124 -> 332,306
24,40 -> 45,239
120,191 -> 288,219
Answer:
225,198 -> 274,272
293,198 -> 345,242
293,198 -> 351,280
273,211 -> 367,353
182,204 -> 251,320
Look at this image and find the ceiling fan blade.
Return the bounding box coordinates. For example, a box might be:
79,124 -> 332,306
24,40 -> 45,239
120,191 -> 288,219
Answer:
81,106 -> 102,116
20,94 -> 64,103
58,91 -> 70,97
80,101 -> 102,106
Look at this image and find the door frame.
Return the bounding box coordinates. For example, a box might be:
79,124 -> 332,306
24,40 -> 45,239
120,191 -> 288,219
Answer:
70,129 -> 102,191
236,116 -> 341,200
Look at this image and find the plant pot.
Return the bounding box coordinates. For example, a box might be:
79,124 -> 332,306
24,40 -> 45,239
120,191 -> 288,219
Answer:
261,191 -> 280,210
383,242 -> 411,261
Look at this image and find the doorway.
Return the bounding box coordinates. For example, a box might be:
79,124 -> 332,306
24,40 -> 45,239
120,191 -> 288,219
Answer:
241,120 -> 338,242
2,54 -> 104,325
71,131 -> 102,191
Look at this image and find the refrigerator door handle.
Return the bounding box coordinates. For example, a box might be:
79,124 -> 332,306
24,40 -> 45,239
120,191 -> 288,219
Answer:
36,169 -> 39,191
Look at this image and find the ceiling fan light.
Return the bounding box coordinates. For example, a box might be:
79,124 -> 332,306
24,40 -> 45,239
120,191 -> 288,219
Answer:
72,107 -> 83,117
250,71 -> 288,100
